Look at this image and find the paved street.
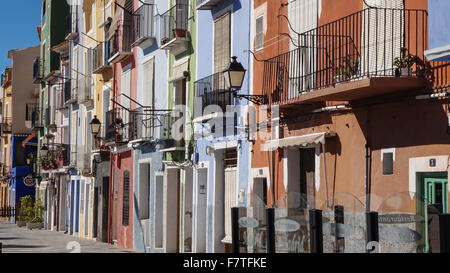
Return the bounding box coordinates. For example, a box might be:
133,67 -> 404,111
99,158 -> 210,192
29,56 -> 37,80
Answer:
0,221 -> 135,253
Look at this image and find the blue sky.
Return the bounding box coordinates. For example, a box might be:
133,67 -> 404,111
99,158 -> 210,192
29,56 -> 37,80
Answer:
0,1 -> 42,71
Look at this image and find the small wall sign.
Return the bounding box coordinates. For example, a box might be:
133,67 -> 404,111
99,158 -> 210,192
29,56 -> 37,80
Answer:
429,158 -> 436,167
24,176 -> 35,187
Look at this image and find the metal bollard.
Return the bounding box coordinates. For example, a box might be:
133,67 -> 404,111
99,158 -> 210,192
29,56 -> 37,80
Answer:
231,207 -> 240,254
309,209 -> 323,253
366,211 -> 379,253
266,208 -> 275,253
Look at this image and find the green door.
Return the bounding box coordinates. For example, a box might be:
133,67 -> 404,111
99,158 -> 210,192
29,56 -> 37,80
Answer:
424,177 -> 448,252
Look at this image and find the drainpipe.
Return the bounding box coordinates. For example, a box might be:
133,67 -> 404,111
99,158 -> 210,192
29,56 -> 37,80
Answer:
365,143 -> 371,212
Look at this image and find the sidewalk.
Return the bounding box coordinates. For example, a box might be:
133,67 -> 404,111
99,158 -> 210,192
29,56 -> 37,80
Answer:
0,221 -> 135,253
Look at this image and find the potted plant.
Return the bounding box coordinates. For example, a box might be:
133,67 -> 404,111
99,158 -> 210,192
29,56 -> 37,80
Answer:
26,198 -> 44,230
161,37 -> 170,45
334,58 -> 360,83
173,28 -> 187,38
17,196 -> 33,227
393,47 -> 420,77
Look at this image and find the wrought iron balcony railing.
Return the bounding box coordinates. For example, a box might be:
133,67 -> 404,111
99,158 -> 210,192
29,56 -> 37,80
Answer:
105,108 -> 132,144
195,72 -> 234,116
1,118 -> 12,135
132,4 -> 156,46
160,4 -> 189,46
31,109 -> 43,129
262,8 -> 428,105
33,57 -> 43,84
77,76 -> 93,104
109,21 -> 133,63
93,42 -> 111,73
129,107 -> 155,141
63,80 -> 75,104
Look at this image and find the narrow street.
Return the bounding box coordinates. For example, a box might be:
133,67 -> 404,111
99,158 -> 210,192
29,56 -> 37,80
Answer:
0,221 -> 134,253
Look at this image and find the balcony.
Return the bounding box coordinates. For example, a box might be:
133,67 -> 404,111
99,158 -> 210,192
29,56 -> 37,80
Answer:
159,114 -> 185,152
77,76 -> 93,105
31,109 -> 43,129
33,57 -> 43,84
108,21 -> 133,64
41,144 -> 69,171
65,11 -> 78,40
45,107 -> 56,129
197,0 -> 227,10
160,4 -> 189,56
63,80 -> 76,104
1,118 -> 12,135
132,4 -> 156,47
262,8 -> 428,109
93,42 -> 111,74
104,108 -> 132,145
0,165 -> 11,178
128,107 -> 155,143
194,72 -> 234,120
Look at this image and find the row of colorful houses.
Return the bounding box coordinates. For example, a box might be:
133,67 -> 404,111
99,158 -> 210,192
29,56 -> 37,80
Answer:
1,0 -> 450,253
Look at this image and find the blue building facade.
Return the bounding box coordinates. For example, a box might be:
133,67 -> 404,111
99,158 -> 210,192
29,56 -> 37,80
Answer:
132,0 -> 169,253
10,136 -> 37,222
193,0 -> 251,253
425,0 -> 450,61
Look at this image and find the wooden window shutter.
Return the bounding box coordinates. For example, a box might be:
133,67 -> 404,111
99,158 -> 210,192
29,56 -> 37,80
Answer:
122,171 -> 130,226
214,13 -> 231,74
143,58 -> 154,108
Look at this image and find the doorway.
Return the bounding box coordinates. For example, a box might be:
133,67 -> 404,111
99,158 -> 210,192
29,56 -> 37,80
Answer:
424,175 -> 448,253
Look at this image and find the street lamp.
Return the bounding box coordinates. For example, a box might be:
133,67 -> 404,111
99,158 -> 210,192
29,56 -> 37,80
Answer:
40,144 -> 49,158
90,115 -> 102,136
224,56 -> 246,90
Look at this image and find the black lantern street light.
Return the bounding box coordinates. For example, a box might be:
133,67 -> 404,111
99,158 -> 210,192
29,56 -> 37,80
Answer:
224,56 -> 246,90
227,56 -> 268,105
40,144 -> 49,158
90,115 -> 102,136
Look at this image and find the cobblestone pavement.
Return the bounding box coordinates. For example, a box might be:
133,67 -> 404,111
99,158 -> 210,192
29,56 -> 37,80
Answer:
0,221 -> 135,253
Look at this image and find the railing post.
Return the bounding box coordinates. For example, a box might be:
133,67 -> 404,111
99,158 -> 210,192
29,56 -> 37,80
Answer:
309,209 -> 323,253
266,208 -> 275,253
231,207 -> 240,254
366,211 -> 379,253
334,205 -> 345,253
439,214 -> 450,253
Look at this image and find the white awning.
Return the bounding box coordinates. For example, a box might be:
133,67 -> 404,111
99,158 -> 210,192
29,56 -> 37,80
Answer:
168,58 -> 190,83
262,131 -> 336,151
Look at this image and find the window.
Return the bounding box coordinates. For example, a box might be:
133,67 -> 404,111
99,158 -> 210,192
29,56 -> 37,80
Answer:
122,171 -> 130,226
42,0 -> 46,24
214,13 -> 231,74
255,16 -> 264,51
142,58 -> 154,108
85,5 -> 92,32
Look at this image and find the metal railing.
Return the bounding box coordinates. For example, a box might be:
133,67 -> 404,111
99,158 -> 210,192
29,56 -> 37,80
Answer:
133,4 -> 155,45
195,72 -> 234,115
31,109 -> 43,129
33,57 -> 43,83
105,108 -> 131,143
64,80 -> 73,103
1,118 -> 12,134
0,206 -> 15,218
93,43 -> 111,73
77,76 -> 93,103
160,4 -> 189,45
262,8 -> 428,105
109,21 -> 133,59
129,107 -> 155,141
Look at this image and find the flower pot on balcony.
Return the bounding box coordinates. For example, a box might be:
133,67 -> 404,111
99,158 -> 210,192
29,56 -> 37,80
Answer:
26,222 -> 43,230
173,29 -> 187,38
161,37 -> 170,45
395,67 -> 412,77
